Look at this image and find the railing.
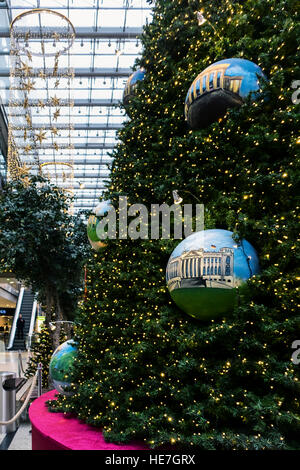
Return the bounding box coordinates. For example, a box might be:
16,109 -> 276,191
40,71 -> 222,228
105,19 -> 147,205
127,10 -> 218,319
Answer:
17,350 -> 25,378
0,363 -> 43,428
7,286 -> 24,350
0,283 -> 19,297
27,299 -> 37,350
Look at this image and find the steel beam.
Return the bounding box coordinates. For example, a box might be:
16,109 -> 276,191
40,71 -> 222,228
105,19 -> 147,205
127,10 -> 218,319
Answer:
19,143 -> 115,149
11,123 -> 123,131
0,68 -> 132,78
73,190 -> 103,192
0,26 -> 142,39
74,195 -> 106,200
73,160 -> 113,166
73,205 -> 102,209
63,185 -> 106,190
44,171 -> 110,175
0,6 -> 151,10
6,99 -> 120,107
22,159 -> 113,165
0,51 -> 138,57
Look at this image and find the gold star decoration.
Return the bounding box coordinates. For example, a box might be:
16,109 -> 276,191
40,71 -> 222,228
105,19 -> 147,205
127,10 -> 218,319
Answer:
53,108 -> 61,121
23,96 -> 29,109
51,95 -> 60,107
35,130 -> 47,144
53,142 -> 59,151
53,59 -> 59,77
38,99 -> 45,108
20,61 -> 32,77
52,32 -> 61,42
24,144 -> 32,153
50,126 -> 59,136
54,79 -> 60,88
24,128 -> 28,140
16,163 -> 32,176
23,79 -> 36,92
25,113 -> 32,126
39,70 -> 47,79
26,50 -> 32,62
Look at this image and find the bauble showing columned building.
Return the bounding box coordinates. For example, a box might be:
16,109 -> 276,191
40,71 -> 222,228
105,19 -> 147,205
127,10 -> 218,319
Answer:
166,247 -> 234,292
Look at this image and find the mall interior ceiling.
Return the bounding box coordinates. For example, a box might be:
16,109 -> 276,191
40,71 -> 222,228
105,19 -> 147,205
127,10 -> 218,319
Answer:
0,0 -> 152,213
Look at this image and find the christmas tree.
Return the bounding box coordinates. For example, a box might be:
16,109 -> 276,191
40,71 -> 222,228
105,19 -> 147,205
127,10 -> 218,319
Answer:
49,0 -> 300,450
25,324 -> 70,388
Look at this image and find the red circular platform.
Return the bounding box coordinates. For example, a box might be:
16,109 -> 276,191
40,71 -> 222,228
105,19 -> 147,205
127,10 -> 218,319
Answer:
29,390 -> 149,451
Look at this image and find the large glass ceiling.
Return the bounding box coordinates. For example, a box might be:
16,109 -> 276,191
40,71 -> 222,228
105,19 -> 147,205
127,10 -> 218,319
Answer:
0,0 -> 152,212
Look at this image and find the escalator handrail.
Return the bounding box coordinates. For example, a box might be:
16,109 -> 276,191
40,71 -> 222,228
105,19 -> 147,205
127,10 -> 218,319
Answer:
28,299 -> 37,341
27,298 -> 37,350
7,286 -> 25,350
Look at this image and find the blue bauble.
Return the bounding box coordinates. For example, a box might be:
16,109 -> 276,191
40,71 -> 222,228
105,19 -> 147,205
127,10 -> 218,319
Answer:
49,340 -> 77,396
123,68 -> 146,105
87,200 -> 112,251
166,229 -> 260,321
185,58 -> 266,129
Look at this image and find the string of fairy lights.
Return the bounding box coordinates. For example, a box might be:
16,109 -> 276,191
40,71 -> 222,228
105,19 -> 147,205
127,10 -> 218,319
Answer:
32,0 -> 299,450
64,0 -> 298,449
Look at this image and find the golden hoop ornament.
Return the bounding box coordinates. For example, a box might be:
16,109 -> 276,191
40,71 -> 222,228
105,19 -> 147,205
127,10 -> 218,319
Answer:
10,8 -> 76,57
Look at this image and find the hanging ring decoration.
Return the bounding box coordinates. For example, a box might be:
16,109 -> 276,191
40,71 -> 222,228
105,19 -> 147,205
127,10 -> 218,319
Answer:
10,8 -> 76,58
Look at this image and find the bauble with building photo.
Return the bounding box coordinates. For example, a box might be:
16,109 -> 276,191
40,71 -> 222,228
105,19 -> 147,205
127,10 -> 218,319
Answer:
166,229 -> 260,321
185,58 -> 266,129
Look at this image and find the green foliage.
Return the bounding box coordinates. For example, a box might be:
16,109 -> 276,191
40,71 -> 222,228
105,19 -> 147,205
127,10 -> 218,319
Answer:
25,324 -> 69,388
50,0 -> 300,450
25,325 -> 53,389
0,174 -> 90,346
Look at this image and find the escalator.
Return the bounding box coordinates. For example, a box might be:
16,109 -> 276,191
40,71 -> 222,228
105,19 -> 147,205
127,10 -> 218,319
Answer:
8,289 -> 36,351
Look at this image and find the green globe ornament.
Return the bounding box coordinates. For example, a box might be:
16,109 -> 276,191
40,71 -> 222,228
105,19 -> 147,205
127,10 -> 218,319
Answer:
49,340 -> 77,396
87,200 -> 112,251
166,229 -> 260,321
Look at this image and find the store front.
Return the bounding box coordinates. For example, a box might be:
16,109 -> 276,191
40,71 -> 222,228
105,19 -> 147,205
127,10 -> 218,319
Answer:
0,307 -> 15,347
0,277 -> 20,350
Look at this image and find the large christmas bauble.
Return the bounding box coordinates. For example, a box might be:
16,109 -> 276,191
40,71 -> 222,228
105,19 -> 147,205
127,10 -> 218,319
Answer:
166,229 -> 260,321
87,200 -> 112,251
123,68 -> 146,106
49,340 -> 77,396
185,58 -> 266,129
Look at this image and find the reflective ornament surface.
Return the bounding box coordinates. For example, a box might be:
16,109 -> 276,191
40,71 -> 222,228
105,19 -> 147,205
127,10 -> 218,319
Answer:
166,229 -> 260,320
49,339 -> 77,396
185,58 -> 266,129
87,200 -> 112,251
123,68 -> 146,106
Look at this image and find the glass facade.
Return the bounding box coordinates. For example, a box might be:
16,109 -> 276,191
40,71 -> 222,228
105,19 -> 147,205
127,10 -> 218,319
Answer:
0,1 -> 152,212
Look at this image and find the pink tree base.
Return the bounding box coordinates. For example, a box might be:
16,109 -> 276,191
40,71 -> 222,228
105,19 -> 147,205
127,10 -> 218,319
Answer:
29,390 -> 149,451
